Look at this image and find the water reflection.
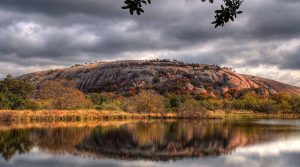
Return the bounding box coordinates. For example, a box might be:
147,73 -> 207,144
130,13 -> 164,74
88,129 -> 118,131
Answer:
0,120 -> 299,167
0,129 -> 33,161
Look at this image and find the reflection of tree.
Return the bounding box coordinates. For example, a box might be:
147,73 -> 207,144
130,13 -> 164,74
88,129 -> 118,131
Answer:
0,130 -> 33,161
33,127 -> 93,154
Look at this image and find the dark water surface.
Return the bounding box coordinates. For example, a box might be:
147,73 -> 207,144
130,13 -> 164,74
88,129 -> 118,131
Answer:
1,119 -> 300,167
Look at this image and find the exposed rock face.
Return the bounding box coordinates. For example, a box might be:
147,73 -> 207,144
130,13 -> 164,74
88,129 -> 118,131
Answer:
17,60 -> 300,96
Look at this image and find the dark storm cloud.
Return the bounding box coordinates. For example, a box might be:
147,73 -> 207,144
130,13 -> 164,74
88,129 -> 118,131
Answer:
1,0 -> 300,81
0,0 -> 124,18
280,47 -> 300,69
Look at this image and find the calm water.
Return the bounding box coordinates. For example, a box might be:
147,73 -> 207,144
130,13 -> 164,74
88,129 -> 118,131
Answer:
1,119 -> 300,167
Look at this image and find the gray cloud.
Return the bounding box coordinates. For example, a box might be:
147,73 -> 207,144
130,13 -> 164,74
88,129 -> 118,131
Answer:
0,0 -> 300,85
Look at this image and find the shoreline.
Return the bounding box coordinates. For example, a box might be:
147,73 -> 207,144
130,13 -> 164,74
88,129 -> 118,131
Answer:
0,110 -> 300,123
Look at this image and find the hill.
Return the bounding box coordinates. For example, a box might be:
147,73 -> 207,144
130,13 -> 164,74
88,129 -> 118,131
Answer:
17,60 -> 300,97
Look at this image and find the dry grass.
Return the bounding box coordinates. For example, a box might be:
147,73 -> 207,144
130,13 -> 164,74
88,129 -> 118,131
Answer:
0,109 -> 207,123
1,110 -> 299,125
0,120 -> 141,131
207,110 -> 300,119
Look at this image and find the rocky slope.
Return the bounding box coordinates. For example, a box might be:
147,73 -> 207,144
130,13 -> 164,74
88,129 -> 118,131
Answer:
17,60 -> 300,97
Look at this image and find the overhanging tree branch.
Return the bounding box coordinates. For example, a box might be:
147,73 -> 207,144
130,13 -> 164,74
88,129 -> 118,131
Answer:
122,0 -> 244,28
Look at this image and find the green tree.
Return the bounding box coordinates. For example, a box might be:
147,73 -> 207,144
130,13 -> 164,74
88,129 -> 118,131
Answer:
0,93 -> 10,109
0,75 -> 34,110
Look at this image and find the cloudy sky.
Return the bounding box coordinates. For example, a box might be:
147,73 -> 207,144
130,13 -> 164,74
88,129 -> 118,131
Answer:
0,0 -> 300,86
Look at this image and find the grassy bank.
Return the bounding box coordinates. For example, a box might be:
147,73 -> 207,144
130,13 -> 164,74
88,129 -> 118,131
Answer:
1,110 -> 300,124
207,110 -> 300,119
0,109 -> 207,123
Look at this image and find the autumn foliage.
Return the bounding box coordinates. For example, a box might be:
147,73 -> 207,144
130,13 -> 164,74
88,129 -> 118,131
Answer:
35,80 -> 92,110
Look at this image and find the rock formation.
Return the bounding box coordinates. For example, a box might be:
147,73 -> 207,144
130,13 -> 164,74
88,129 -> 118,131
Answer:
17,60 -> 300,97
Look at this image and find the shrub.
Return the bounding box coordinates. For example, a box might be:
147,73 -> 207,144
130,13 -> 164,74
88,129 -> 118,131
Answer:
152,76 -> 161,84
0,93 -> 10,109
194,94 -> 210,101
36,80 -> 93,110
95,100 -> 124,111
169,98 -> 180,108
125,91 -> 166,113
9,95 -> 29,110
89,93 -> 108,105
271,93 -> 292,112
232,93 -> 259,111
52,93 -> 92,110
228,93 -> 279,113
35,79 -> 76,99
0,75 -> 34,99
31,100 -> 51,110
176,99 -> 206,113
214,81 -> 228,87
90,93 -> 125,111
200,99 -> 224,111
0,75 -> 34,110
223,99 -> 234,111
256,99 -> 277,113
165,93 -> 187,108
292,96 -> 300,112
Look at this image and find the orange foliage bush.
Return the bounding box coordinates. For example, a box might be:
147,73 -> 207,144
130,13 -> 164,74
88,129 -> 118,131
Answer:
125,91 -> 166,113
35,80 -> 93,110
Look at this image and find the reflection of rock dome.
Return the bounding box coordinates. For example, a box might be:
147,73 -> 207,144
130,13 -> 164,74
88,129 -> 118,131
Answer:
0,121 -> 294,161
75,121 -> 291,161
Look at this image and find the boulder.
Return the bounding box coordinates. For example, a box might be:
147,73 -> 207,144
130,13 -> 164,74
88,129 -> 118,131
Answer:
218,86 -> 229,95
212,90 -> 222,97
224,92 -> 232,99
184,83 -> 194,92
192,88 -> 208,95
269,89 -> 277,95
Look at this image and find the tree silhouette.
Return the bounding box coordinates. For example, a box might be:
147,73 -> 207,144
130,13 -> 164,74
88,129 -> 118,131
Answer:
122,0 -> 244,28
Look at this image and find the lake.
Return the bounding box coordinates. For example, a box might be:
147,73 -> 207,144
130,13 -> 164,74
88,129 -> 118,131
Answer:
0,119 -> 300,167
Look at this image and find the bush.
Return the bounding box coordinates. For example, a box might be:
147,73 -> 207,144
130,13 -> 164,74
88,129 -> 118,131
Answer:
165,93 -> 187,109
152,76 -> 161,84
271,93 -> 292,112
223,99 -> 234,111
0,75 -> 34,110
256,99 -> 277,113
125,91 -> 166,113
89,93 -> 108,105
0,93 -> 10,109
95,100 -> 124,111
231,93 -> 259,111
176,99 -> 206,113
200,99 -> 224,111
52,93 -> 93,110
292,96 -> 300,112
30,100 -> 51,110
90,93 -> 125,111
9,95 -> 29,110
36,80 -> 93,110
